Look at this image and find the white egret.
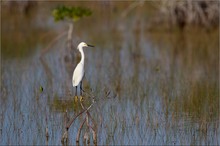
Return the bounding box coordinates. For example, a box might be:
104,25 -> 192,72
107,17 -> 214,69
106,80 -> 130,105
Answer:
72,42 -> 94,96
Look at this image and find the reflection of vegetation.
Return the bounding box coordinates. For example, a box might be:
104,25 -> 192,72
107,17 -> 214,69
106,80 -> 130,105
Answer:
156,1 -> 219,29
2,27 -> 49,59
2,2 -> 219,145
1,2 -> 53,59
148,30 -> 219,122
52,96 -> 81,112
181,81 -> 218,120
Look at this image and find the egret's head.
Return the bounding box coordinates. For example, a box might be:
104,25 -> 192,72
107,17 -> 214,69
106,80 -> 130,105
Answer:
78,42 -> 94,50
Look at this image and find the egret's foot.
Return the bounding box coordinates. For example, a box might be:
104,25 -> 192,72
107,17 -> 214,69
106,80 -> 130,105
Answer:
74,96 -> 78,102
79,96 -> 84,102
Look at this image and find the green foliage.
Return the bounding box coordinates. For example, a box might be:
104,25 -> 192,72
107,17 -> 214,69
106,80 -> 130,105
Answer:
52,6 -> 92,22
39,86 -> 43,93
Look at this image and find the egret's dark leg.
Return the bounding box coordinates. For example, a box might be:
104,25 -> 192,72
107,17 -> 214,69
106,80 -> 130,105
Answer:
80,81 -> 83,96
75,86 -> 77,96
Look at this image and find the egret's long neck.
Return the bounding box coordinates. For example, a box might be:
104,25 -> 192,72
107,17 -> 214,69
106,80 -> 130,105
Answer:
79,48 -> 85,65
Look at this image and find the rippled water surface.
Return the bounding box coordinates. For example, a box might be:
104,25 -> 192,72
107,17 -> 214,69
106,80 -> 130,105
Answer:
1,2 -> 219,145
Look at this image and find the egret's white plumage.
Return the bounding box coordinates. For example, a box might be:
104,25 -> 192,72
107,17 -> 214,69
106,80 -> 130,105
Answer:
72,43 -> 85,87
72,61 -> 84,87
72,42 -> 94,95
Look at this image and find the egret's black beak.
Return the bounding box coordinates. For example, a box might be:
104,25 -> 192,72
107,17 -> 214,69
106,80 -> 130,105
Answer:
87,44 -> 94,47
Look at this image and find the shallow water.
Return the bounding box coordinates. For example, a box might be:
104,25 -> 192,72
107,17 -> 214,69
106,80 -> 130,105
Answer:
1,2 -> 219,145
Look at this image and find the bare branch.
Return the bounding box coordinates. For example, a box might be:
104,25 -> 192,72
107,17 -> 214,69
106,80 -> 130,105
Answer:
41,31 -> 67,55
76,117 -> 86,143
61,130 -> 68,145
66,108 -> 86,130
66,99 -> 96,130
121,1 -> 145,18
